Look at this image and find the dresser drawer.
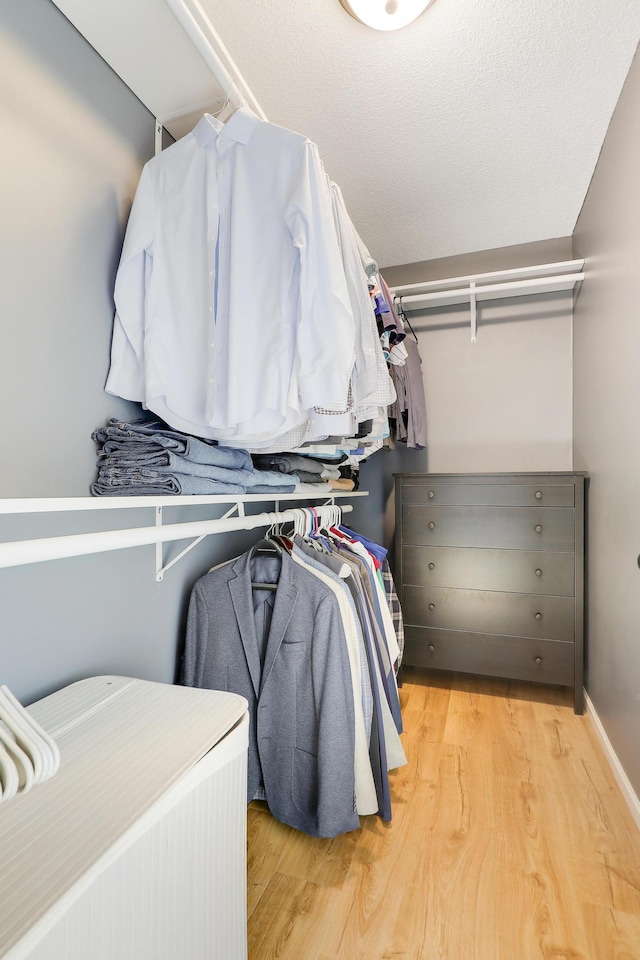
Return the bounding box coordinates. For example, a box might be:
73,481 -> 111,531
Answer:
404,505 -> 575,551
403,626 -> 575,686
402,481 -> 574,507
403,585 -> 575,641
402,545 -> 575,596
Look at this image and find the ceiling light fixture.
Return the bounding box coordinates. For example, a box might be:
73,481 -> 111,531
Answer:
339,0 -> 434,32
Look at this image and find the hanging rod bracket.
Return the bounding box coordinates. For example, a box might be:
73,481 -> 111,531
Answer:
155,120 -> 164,156
155,501 -> 242,581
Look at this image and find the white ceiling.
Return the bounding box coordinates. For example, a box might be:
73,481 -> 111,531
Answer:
202,0 -> 640,268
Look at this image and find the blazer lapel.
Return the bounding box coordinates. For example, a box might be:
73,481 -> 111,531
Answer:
228,555 -> 261,698
260,553 -> 297,695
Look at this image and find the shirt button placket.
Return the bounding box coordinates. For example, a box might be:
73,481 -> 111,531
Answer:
206,154 -> 220,422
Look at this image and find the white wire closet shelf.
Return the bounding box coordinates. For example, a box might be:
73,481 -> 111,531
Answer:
389,259 -> 585,342
0,492 -> 367,581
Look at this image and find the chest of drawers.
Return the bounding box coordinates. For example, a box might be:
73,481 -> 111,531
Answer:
394,473 -> 587,713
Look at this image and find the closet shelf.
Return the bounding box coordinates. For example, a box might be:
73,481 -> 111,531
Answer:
50,0 -> 266,140
0,491 -> 367,515
0,492 -> 367,581
389,259 -> 585,342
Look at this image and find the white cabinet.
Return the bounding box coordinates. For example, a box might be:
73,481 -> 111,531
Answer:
0,677 -> 248,960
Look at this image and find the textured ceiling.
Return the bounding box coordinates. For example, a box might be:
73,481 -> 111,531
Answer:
201,0 -> 640,269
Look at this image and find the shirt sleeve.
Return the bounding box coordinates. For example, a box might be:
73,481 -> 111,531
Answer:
285,142 -> 356,410
105,163 -> 156,402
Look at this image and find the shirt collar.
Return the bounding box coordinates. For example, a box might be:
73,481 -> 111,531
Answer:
193,106 -> 261,148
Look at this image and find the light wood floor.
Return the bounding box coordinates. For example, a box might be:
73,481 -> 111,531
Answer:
246,668 -> 640,960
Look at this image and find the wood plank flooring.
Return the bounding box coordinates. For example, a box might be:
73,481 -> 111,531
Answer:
246,669 -> 640,960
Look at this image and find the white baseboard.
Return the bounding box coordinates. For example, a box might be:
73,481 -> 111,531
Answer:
584,689 -> 640,833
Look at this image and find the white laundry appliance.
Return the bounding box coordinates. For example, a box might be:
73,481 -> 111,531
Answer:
0,676 -> 249,960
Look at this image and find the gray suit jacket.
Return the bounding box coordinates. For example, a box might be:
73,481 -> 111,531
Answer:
182,549 -> 359,838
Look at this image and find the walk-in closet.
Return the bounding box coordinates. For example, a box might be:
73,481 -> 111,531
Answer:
1,1 -> 639,958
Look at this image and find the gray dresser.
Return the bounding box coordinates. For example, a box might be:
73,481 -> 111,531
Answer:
394,473 -> 587,713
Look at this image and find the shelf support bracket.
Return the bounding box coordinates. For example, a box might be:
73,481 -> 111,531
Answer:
155,502 -> 242,581
470,281 -> 477,342
155,120 -> 164,156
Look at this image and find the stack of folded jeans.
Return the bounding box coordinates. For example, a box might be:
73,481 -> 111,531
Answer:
251,453 -> 330,485
92,419 -> 300,496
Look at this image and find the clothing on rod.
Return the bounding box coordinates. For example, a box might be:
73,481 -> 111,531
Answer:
388,335 -> 428,450
104,104 -> 401,458
181,515 -> 406,837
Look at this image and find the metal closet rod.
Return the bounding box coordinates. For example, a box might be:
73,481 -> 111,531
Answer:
0,503 -> 354,571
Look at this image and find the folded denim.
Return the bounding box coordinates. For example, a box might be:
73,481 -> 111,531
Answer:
240,483 -> 297,494
92,483 -> 180,496
94,466 -> 299,496
252,453 -> 326,475
91,477 -> 247,496
94,472 -> 248,495
92,419 -> 299,496
97,457 -> 295,489
93,419 -> 252,469
98,455 -> 249,484
289,470 -> 330,484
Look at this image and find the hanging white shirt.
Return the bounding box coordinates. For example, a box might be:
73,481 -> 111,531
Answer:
329,181 -> 395,413
106,108 -> 356,441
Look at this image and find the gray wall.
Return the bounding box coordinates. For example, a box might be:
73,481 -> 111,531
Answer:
1,0 -> 150,495
375,238 -> 575,549
572,45 -> 640,796
0,0 -> 352,704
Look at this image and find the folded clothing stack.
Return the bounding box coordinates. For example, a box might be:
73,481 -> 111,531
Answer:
251,453 -> 356,491
92,419 -> 300,496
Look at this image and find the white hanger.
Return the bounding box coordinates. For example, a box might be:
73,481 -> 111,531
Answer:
0,739 -> 19,803
0,687 -> 60,789
211,94 -> 236,124
0,691 -> 47,783
2,686 -> 61,776
0,723 -> 34,793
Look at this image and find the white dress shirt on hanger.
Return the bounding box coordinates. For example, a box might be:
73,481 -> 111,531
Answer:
106,107 -> 356,443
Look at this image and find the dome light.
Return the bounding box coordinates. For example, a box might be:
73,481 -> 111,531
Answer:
339,0 -> 434,32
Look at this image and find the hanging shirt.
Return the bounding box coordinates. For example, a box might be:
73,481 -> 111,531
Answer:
290,542 -> 378,816
328,182 -> 391,410
106,108 -> 356,442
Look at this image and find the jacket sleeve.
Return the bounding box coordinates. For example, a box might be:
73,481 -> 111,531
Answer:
180,581 -> 209,688
285,141 -> 356,411
105,163 -> 156,402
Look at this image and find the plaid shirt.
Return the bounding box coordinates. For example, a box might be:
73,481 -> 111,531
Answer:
380,559 -> 405,669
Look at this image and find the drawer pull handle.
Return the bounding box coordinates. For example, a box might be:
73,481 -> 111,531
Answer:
428,490 -> 435,499
428,562 -> 436,570
535,657 -> 543,665
535,568 -> 543,577
535,490 -> 543,499
428,644 -> 435,652
535,612 -> 543,621
428,522 -> 436,530
535,524 -> 543,534
428,603 -> 436,611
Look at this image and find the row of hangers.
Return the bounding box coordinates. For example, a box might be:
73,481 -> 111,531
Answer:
0,685 -> 60,805
249,504 -> 347,591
